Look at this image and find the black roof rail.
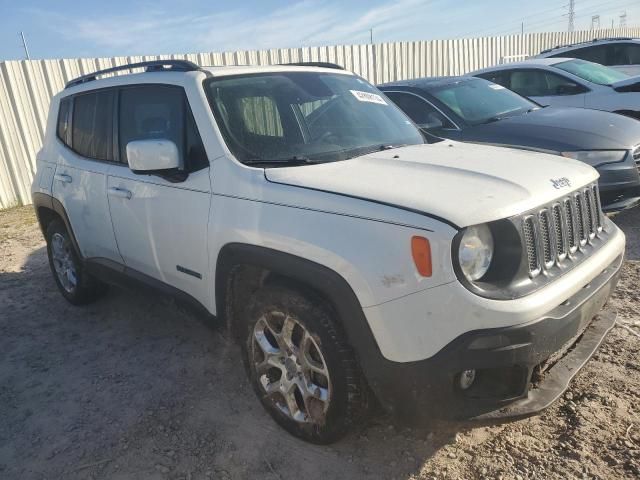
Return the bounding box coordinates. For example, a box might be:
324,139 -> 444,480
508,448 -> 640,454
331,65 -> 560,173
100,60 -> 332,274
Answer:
282,61 -> 345,70
65,60 -> 203,89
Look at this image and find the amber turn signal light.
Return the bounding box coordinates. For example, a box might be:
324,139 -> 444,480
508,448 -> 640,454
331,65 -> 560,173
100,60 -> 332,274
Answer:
411,236 -> 432,277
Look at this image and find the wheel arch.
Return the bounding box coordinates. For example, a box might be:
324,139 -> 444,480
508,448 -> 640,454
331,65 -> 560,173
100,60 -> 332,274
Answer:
32,192 -> 82,259
215,243 -> 384,368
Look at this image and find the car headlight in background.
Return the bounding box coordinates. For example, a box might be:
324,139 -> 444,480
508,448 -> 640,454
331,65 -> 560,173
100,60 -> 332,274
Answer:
561,150 -> 627,167
458,224 -> 494,281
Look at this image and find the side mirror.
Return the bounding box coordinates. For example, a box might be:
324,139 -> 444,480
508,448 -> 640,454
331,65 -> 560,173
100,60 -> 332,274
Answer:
127,139 -> 181,172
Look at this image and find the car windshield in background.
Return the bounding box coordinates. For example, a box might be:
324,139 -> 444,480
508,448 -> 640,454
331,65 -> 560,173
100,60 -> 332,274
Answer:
204,72 -> 424,165
553,59 -> 629,85
429,78 -> 538,125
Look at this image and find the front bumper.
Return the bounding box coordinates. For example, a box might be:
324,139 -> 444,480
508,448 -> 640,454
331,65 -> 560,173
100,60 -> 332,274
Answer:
368,254 -> 622,423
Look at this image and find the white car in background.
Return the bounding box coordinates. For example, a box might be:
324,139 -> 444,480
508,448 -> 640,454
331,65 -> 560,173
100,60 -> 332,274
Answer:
535,37 -> 640,76
471,58 -> 640,120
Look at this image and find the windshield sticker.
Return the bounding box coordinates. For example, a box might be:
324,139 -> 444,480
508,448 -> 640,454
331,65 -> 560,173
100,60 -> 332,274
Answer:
489,84 -> 506,90
350,90 -> 388,105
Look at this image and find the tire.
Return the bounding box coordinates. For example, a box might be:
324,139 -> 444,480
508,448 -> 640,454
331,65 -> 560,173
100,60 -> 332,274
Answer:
241,284 -> 371,444
45,219 -> 105,305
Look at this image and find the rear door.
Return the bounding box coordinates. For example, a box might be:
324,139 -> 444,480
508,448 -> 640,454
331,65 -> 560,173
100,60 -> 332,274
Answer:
52,90 -> 122,262
106,84 -> 211,305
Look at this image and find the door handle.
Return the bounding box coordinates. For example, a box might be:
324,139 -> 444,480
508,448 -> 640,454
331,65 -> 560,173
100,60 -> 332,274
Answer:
107,187 -> 132,200
54,173 -> 72,184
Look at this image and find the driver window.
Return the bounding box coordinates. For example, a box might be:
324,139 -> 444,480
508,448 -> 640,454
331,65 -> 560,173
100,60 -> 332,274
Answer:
508,70 -> 581,97
119,85 -> 208,172
385,92 -> 454,129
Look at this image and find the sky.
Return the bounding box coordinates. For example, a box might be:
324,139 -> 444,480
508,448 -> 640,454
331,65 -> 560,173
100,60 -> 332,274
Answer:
1,0 -> 640,61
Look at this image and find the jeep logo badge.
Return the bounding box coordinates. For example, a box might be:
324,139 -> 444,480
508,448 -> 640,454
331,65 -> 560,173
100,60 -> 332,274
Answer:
550,177 -> 571,189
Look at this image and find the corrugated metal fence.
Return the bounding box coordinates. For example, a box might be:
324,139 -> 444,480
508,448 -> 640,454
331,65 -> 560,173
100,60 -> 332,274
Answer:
2,27 -> 640,209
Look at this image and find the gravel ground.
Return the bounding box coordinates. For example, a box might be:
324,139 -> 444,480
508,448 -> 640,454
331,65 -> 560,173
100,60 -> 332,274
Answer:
0,205 -> 639,480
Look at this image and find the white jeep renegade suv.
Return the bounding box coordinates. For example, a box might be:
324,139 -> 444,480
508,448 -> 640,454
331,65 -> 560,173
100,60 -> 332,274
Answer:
31,60 -> 625,443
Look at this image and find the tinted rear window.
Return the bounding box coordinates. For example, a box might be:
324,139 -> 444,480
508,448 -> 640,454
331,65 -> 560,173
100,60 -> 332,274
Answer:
72,91 -> 114,161
56,97 -> 72,146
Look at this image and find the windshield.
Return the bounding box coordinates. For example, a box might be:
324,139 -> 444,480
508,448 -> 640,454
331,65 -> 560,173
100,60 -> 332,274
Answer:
204,72 -> 424,165
553,59 -> 629,85
429,78 -> 538,125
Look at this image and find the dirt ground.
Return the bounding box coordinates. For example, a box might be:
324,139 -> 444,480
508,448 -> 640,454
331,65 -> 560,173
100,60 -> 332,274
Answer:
0,206 -> 639,480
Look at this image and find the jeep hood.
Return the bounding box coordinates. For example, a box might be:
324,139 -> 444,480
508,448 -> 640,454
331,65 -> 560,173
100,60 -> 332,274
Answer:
265,141 -> 598,227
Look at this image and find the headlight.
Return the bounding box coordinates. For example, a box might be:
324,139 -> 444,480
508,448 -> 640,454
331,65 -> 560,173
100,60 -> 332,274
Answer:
561,150 -> 627,167
458,224 -> 494,281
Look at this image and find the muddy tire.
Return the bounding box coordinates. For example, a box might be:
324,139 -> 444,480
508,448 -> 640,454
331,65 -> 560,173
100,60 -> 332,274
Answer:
45,219 -> 105,305
242,284 -> 370,444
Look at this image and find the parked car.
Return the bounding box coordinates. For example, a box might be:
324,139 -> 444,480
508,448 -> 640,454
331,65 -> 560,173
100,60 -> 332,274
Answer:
32,60 -> 625,443
470,58 -> 640,120
535,37 -> 640,76
379,76 -> 640,212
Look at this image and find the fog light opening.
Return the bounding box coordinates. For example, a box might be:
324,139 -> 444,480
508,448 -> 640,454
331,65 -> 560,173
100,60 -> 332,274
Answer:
459,369 -> 476,390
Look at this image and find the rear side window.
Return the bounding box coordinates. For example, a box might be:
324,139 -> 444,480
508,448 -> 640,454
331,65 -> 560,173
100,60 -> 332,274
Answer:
119,85 -> 208,172
72,91 -> 115,161
56,97 -> 72,146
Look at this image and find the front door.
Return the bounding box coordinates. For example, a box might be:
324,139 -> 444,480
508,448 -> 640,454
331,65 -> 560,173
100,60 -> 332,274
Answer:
106,84 -> 212,306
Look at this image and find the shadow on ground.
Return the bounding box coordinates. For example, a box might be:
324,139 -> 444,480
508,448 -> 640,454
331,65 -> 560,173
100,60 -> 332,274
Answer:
0,244 -> 464,480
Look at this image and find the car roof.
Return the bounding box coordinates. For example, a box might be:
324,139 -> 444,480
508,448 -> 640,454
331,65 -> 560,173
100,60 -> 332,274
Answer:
60,63 -> 354,97
538,37 -> 640,56
202,64 -> 354,77
472,57 -> 574,74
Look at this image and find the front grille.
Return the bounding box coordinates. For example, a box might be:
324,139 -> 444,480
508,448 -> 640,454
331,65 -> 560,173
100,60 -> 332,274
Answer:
634,146 -> 640,175
521,182 -> 605,278
522,216 -> 539,273
538,210 -> 553,266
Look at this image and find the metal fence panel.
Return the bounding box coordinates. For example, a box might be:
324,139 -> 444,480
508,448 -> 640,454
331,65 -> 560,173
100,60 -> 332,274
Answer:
2,27 -> 640,209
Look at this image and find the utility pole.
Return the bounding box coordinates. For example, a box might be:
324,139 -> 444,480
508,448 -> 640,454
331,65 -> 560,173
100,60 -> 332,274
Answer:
591,15 -> 600,30
620,11 -> 627,28
567,0 -> 575,32
521,22 -> 524,35
370,28 -> 373,44
20,31 -> 30,60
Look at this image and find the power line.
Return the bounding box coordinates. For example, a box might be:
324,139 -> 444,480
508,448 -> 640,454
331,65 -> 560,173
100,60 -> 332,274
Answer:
19,32 -> 30,60
464,0 -> 627,38
620,10 -> 628,27
485,0 -> 638,37
568,0 -> 576,32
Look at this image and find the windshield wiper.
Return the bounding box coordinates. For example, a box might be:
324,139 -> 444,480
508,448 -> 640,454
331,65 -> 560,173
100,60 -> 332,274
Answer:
243,156 -> 317,166
479,116 -> 503,125
344,143 -> 406,160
